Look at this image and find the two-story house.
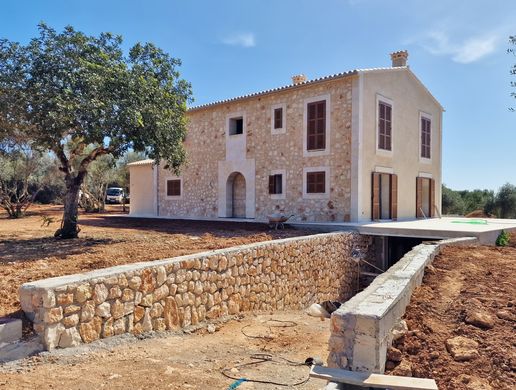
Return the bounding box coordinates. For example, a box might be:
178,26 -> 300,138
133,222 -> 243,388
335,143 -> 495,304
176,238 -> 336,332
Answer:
128,51 -> 443,223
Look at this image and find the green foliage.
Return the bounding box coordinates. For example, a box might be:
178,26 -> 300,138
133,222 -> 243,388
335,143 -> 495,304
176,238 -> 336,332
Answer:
0,23 -> 192,236
443,183 -> 516,218
496,183 -> 516,218
495,230 -> 510,246
0,139 -> 54,217
442,184 -> 465,215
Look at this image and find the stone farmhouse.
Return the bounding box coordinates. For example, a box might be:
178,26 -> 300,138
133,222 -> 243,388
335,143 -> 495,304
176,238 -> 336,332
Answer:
129,51 -> 443,223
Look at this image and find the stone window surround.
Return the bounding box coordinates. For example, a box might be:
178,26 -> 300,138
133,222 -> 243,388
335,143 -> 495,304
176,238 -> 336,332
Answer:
375,93 -> 394,158
165,175 -> 183,200
226,112 -> 246,138
419,111 -> 432,164
303,94 -> 331,157
302,166 -> 330,199
270,103 -> 287,134
269,169 -> 286,200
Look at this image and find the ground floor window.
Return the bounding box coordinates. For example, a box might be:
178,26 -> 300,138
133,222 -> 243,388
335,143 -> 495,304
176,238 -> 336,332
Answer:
372,172 -> 397,221
268,174 -> 283,195
306,171 -> 326,194
416,176 -> 435,218
166,179 -> 181,197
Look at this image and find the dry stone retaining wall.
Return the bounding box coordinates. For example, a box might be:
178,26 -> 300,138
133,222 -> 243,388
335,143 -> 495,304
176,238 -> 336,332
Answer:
20,232 -> 372,350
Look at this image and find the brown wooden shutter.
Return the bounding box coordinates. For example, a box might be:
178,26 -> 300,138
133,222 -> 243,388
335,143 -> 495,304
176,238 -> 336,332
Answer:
390,174 -> 398,221
372,172 -> 380,221
268,175 -> 274,194
416,177 -> 423,218
429,178 -> 435,217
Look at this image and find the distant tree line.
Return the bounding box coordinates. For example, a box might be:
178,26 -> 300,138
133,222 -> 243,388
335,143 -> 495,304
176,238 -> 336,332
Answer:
442,183 -> 516,218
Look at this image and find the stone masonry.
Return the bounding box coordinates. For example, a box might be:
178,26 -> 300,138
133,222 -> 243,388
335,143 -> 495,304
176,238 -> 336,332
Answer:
20,232 -> 373,350
157,76 -> 354,222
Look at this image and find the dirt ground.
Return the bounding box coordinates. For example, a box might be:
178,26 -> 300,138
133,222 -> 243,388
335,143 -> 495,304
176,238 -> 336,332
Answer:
0,311 -> 329,390
386,244 -> 516,389
0,205 -> 314,319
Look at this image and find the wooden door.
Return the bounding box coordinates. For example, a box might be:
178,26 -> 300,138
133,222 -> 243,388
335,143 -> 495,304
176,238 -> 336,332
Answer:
232,173 -> 246,218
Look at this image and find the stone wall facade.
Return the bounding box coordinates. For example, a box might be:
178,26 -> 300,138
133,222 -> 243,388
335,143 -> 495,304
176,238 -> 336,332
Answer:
156,76 -> 355,222
20,232 -> 373,350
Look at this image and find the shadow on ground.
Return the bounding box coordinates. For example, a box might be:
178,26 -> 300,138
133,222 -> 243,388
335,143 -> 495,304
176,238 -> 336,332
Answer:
0,237 -> 117,263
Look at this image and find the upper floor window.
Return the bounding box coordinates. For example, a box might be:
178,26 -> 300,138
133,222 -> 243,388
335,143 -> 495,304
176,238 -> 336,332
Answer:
378,101 -> 392,151
274,108 -> 283,130
421,116 -> 431,159
307,100 -> 326,150
268,174 -> 283,195
229,116 -> 244,135
167,179 -> 181,197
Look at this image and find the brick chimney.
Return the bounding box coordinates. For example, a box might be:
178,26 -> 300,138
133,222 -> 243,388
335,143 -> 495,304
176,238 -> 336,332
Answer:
390,50 -> 408,67
291,74 -> 307,85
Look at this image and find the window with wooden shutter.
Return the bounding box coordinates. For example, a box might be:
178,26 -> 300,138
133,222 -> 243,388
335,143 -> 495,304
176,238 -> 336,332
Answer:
421,117 -> 431,159
378,102 -> 392,151
306,171 -> 325,193
273,108 -> 283,129
268,174 -> 283,195
372,172 -> 381,220
307,100 -> 326,150
390,174 -> 398,220
167,179 -> 181,196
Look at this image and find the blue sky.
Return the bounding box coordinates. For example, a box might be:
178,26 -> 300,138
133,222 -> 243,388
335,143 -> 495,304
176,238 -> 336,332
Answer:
1,0 -> 515,191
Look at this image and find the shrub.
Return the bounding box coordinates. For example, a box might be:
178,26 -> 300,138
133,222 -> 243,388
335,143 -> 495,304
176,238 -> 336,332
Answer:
495,230 -> 510,246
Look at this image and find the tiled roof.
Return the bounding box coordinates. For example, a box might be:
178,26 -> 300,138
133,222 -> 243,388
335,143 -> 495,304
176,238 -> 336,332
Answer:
187,67 -> 405,111
126,159 -> 154,167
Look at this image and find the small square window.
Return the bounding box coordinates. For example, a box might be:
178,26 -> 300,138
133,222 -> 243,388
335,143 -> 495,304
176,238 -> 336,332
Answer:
306,171 -> 325,194
229,117 -> 244,135
268,174 -> 283,195
273,108 -> 283,129
167,179 -> 181,196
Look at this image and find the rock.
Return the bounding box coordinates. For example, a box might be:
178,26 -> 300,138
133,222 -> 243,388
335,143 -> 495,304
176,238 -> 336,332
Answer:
385,360 -> 396,370
128,276 -> 141,290
150,303 -> 164,318
43,323 -> 65,350
465,311 -> 495,329
386,347 -> 402,362
391,319 -> 408,341
425,264 -> 436,274
207,324 -> 216,334
446,336 -> 479,361
429,351 -> 439,360
43,307 -> 63,324
140,269 -> 156,293
63,314 -> 80,328
113,319 -> 125,335
121,288 -> 135,302
75,285 -> 92,303
111,300 -> 125,319
457,374 -> 492,390
80,317 -> 101,343
108,286 -> 122,299
496,310 -> 514,321
153,284 -> 169,301
95,302 -> 111,318
64,304 -> 81,315
93,284 -> 108,305
391,359 -> 412,377
56,293 -> 74,305
134,306 -> 145,323
59,327 -> 82,348
42,290 -> 56,308
142,309 -> 152,332
156,266 -> 167,286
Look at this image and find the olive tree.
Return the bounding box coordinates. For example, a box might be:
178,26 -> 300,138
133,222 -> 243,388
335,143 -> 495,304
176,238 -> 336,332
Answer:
0,23 -> 191,238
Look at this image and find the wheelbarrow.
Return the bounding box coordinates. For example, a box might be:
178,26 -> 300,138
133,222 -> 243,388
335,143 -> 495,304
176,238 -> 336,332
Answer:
267,214 -> 295,230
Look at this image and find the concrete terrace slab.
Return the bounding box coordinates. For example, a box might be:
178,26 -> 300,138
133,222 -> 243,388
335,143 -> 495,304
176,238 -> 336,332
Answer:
357,217 -> 516,244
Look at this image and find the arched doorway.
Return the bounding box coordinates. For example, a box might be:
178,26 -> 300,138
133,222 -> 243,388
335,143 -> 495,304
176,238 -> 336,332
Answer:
226,172 -> 246,218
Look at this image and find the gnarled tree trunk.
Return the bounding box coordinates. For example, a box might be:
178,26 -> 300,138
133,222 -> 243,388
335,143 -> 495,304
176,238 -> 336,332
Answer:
56,176 -> 82,239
